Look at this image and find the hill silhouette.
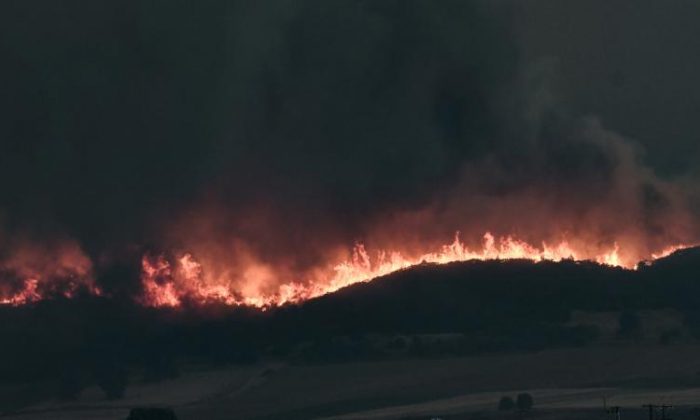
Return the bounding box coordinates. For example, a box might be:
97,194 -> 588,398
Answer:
2,248 -> 700,402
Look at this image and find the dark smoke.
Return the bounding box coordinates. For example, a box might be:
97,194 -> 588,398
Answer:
0,1 -> 697,294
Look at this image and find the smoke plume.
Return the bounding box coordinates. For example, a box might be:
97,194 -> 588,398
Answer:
0,1 -> 697,304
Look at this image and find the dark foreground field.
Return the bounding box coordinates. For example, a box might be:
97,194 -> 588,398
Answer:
3,248 -> 700,419
6,344 -> 700,419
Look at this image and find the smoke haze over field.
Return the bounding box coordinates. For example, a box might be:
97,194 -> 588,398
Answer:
1,1 -> 699,301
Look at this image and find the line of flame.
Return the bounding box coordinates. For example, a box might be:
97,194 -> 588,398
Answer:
138,232 -> 691,309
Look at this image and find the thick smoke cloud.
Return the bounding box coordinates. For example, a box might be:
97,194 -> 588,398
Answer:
0,1 -> 697,295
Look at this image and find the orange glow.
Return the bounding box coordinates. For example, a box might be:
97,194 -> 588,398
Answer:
0,241 -> 99,306
138,232 -> 694,309
0,232 -> 692,308
0,278 -> 41,306
650,244 -> 689,260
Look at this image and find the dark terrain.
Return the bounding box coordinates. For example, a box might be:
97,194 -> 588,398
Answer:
2,248 -> 700,418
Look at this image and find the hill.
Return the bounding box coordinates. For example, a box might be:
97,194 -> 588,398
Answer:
1,248 -> 700,408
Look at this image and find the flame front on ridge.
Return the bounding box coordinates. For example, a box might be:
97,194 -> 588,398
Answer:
137,232 -> 690,309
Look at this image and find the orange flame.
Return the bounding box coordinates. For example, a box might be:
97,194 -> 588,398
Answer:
1,232 -> 690,308
0,241 -> 100,306
138,232 -> 692,309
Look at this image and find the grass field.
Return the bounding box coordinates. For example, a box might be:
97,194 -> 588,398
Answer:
6,343 -> 700,419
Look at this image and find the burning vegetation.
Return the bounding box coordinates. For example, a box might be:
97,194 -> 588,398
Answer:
0,240 -> 99,305
0,1 -> 698,312
136,232 -> 691,309
0,231 -> 690,308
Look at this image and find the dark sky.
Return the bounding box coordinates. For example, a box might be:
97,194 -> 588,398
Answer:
515,0 -> 700,176
0,0 -> 698,270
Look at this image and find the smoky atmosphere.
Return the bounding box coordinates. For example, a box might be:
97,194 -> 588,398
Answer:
1,1 -> 700,419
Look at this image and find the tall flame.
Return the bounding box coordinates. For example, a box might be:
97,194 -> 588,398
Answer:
0,232 -> 691,308
138,232 -> 690,309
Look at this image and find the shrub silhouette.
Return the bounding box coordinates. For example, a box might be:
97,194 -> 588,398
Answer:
498,396 -> 515,411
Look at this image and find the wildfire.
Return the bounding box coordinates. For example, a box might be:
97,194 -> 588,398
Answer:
0,240 -> 100,306
0,278 -> 41,306
0,277 -> 101,306
0,232 -> 692,308
139,253 -> 240,307
137,232 -> 690,309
